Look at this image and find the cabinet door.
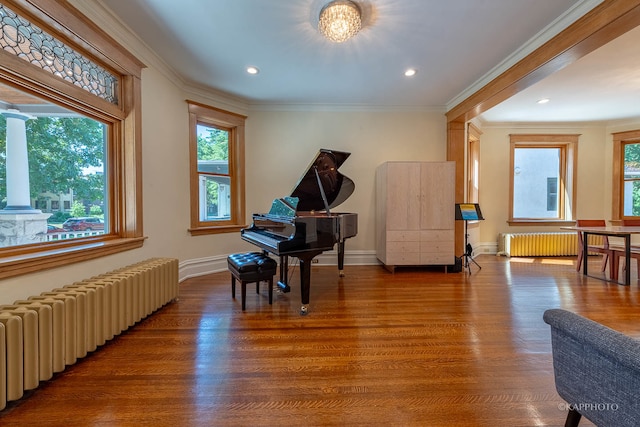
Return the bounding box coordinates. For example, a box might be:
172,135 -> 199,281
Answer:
386,162 -> 421,230
420,162 -> 455,230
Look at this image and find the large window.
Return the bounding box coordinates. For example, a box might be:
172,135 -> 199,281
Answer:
612,129 -> 640,219
0,89 -> 108,247
509,134 -> 578,224
0,1 -> 144,278
188,101 -> 246,235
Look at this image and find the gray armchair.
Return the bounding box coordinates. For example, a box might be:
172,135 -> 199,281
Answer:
543,308 -> 640,427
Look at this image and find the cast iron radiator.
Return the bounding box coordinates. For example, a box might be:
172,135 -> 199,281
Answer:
0,257 -> 179,410
497,232 -> 604,257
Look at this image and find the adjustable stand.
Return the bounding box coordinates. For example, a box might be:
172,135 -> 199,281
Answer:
455,203 -> 484,274
462,220 -> 481,273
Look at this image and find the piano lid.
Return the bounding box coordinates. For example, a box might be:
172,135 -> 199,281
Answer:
290,149 -> 355,212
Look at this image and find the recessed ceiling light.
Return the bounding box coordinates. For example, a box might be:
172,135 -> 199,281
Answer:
537,98 -> 550,104
246,66 -> 259,75
404,68 -> 417,77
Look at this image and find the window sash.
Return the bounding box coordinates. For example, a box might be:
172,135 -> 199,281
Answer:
512,146 -> 563,219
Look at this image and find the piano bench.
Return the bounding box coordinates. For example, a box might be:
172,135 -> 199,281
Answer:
227,252 -> 278,311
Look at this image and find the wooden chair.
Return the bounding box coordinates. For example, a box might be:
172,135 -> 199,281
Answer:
575,219 -> 615,276
610,219 -> 640,281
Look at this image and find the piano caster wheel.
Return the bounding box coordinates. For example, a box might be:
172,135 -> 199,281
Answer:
300,305 -> 308,315
339,270 -> 345,277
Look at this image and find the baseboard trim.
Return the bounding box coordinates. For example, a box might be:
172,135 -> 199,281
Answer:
177,246 -> 504,282
178,250 -> 380,282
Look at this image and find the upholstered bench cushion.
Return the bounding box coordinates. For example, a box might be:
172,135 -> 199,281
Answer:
227,252 -> 277,282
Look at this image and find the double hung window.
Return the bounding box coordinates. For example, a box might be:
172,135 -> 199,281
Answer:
509,134 -> 578,223
187,101 -> 246,235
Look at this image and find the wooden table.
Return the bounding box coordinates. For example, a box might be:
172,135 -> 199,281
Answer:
562,226 -> 640,286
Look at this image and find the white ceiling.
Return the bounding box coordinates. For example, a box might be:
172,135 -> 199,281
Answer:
99,0 -> 640,123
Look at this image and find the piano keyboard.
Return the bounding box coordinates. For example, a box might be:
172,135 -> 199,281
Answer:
241,230 -> 284,250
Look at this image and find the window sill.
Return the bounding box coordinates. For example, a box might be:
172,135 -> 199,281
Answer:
508,220 -> 576,226
189,224 -> 248,236
0,237 -> 146,280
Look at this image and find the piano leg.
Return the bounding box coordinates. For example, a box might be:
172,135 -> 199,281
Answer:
298,251 -> 324,315
337,240 -> 346,277
277,256 -> 290,293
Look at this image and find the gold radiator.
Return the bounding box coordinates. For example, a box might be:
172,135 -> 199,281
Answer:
498,232 -> 604,257
0,257 -> 179,411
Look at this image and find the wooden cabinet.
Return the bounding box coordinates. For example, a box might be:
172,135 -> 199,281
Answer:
376,161 -> 455,271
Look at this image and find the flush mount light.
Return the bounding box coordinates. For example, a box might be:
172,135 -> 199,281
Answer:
537,98 -> 550,104
246,66 -> 259,75
318,0 -> 362,43
404,68 -> 417,77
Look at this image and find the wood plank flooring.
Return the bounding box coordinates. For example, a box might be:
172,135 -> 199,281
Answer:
2,255 -> 638,426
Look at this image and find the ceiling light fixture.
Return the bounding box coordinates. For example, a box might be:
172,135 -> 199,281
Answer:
318,1 -> 362,43
537,98 -> 550,104
246,66 -> 259,75
404,69 -> 417,77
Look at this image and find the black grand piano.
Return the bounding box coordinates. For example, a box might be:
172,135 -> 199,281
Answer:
241,149 -> 358,314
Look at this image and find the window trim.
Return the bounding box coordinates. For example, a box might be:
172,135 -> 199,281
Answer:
508,134 -> 579,225
187,100 -> 246,235
0,0 -> 145,279
612,129 -> 640,220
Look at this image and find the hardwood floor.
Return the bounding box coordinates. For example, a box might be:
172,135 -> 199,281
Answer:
2,255 -> 637,426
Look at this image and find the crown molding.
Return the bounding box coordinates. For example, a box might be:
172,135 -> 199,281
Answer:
247,102 -> 446,114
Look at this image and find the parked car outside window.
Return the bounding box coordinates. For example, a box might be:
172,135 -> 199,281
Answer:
62,217 -> 105,231
47,225 -> 65,233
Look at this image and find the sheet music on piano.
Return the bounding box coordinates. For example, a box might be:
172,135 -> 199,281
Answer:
268,196 -> 299,217
241,149 -> 358,315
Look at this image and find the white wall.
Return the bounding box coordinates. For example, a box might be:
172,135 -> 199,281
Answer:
245,109 -> 447,253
